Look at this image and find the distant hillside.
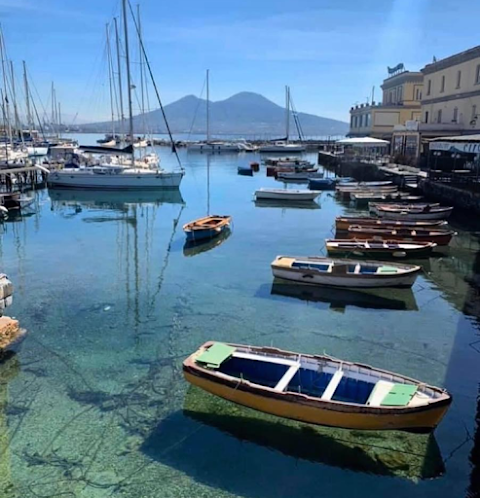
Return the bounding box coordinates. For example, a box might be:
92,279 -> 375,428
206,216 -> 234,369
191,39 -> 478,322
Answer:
82,92 -> 348,137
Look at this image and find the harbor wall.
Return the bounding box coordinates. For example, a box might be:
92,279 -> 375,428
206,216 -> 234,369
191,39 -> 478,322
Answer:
420,180 -> 480,215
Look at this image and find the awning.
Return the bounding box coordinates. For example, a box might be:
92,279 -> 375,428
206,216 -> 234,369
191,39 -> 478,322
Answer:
336,137 -> 389,147
428,135 -> 480,153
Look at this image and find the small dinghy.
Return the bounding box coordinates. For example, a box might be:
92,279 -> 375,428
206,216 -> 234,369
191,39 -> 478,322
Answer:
335,216 -> 448,232
347,226 -> 455,246
374,204 -> 453,220
351,193 -> 423,206
255,189 -> 320,202
238,166 -> 253,176
183,215 -> 232,242
277,171 -> 324,181
183,342 -> 452,431
271,256 -> 420,288
326,239 -> 437,258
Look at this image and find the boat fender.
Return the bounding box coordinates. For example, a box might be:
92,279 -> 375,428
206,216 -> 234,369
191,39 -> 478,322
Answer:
392,251 -> 407,258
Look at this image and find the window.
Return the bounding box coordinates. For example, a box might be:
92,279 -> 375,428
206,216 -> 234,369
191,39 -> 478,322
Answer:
456,70 -> 461,89
350,115 -> 354,128
437,109 -> 442,123
453,107 -> 458,122
359,114 -> 363,127
472,105 -> 477,121
425,111 -> 429,123
365,113 -> 370,127
398,86 -> 403,102
476,65 -> 480,84
440,75 -> 445,93
427,79 -> 432,95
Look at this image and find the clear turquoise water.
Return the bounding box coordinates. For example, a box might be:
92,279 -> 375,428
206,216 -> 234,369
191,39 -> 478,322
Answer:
0,135 -> 479,497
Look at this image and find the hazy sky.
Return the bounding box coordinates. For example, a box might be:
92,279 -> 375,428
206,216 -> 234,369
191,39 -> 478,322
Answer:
1,0 -> 480,124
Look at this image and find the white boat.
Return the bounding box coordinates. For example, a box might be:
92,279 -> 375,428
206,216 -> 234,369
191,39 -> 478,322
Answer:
258,141 -> 306,153
375,205 -> 453,220
48,165 -> 183,189
188,142 -> 241,152
48,2 -> 184,191
271,256 -> 420,288
255,188 -> 320,201
258,87 -> 306,153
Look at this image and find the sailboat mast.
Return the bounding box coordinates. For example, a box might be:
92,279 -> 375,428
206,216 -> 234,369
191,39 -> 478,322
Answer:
114,17 -> 125,136
58,101 -> 62,135
9,61 -> 21,142
0,28 -> 12,145
285,85 -> 290,143
23,61 -> 32,135
137,4 -> 145,130
206,69 -> 210,143
122,0 -> 135,167
106,23 -> 115,136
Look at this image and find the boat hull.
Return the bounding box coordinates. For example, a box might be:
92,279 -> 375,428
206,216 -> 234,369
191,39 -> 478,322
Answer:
326,241 -> 436,258
47,170 -> 184,189
185,224 -> 229,242
271,266 -> 419,288
183,370 -> 449,432
347,230 -> 454,246
335,217 -> 448,232
255,190 -> 320,201
375,208 -> 453,220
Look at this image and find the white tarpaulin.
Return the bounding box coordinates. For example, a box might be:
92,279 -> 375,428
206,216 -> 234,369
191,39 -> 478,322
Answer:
337,137 -> 389,147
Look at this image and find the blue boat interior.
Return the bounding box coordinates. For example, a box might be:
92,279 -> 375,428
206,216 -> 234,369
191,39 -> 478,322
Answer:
218,357 -> 376,404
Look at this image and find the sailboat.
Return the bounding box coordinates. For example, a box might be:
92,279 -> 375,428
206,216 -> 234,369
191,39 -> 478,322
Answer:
183,155 -> 231,243
258,86 -> 306,153
48,1 -> 184,190
187,70 -> 241,153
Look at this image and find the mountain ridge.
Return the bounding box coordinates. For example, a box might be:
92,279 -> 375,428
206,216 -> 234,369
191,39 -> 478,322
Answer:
82,92 -> 348,137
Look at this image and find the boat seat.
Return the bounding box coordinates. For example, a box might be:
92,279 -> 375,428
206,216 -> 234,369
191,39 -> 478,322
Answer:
274,363 -> 301,392
321,369 -> 344,400
366,380 -> 394,406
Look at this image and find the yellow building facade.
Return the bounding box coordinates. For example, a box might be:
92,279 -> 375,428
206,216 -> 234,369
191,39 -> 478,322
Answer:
349,71 -> 423,139
421,46 -> 480,137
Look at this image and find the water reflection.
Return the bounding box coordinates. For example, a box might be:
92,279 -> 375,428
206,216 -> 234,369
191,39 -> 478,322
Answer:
0,354 -> 20,498
262,281 -> 418,312
48,188 -> 185,208
141,385 -> 444,487
183,229 -> 232,257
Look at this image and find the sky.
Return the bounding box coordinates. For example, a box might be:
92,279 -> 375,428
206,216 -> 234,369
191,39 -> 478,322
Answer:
1,0 -> 480,124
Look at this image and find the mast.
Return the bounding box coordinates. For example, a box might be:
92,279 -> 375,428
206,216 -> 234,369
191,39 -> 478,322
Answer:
0,89 -> 8,163
114,17 -> 125,136
285,85 -> 290,143
137,4 -> 145,134
58,101 -> 62,135
23,61 -> 33,135
121,0 -> 134,167
106,23 -> 115,137
51,82 -> 55,137
9,61 -> 20,141
206,69 -> 210,143
0,28 -> 12,145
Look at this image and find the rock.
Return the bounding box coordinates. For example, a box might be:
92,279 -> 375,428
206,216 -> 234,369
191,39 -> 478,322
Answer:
0,317 -> 21,350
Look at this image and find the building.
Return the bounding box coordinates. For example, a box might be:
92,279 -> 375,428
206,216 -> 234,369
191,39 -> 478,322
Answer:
421,46 -> 480,137
349,70 -> 423,139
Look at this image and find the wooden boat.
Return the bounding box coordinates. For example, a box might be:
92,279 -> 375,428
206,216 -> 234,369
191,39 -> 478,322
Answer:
336,180 -> 393,188
277,171 -> 324,181
183,341 -> 452,431
255,189 -> 320,202
271,256 -> 420,288
237,166 -> 253,176
374,204 -> 454,220
347,226 -> 455,246
325,239 -> 437,258
183,215 -> 232,242
335,216 -> 448,232
352,193 -> 423,206
183,228 -> 231,257
336,186 -> 398,200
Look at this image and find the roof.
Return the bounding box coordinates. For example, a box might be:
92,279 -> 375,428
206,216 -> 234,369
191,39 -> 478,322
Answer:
337,137 -> 389,146
422,45 -> 480,75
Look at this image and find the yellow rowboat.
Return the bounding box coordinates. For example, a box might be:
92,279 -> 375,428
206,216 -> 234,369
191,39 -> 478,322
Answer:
183,342 -> 452,432
183,215 -> 232,243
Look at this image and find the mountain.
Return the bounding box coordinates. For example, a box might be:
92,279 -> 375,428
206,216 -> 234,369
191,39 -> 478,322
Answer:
82,92 -> 348,137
